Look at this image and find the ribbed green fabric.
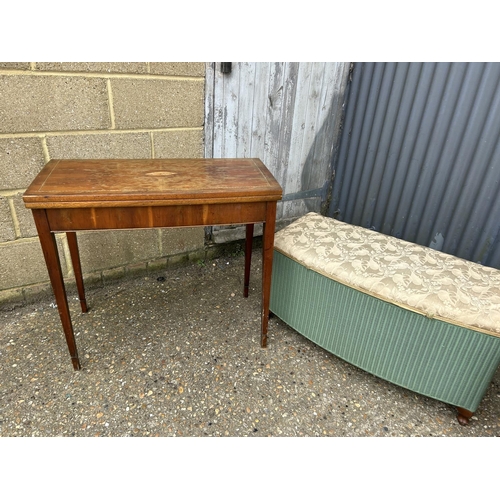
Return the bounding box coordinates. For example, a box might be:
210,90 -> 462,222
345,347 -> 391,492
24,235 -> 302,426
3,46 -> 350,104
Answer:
270,251 -> 500,412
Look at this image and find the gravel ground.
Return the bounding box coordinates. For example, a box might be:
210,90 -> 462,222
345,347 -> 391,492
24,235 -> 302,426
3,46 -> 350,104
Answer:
1,248 -> 500,438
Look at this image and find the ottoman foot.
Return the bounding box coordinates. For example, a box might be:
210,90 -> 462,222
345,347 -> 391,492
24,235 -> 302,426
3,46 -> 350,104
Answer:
457,407 -> 473,426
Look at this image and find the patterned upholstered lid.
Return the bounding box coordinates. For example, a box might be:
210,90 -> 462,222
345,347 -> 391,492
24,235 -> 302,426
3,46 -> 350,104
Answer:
274,212 -> 500,337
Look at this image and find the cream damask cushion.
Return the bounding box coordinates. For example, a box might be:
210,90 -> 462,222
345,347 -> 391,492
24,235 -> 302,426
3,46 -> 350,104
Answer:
274,212 -> 500,337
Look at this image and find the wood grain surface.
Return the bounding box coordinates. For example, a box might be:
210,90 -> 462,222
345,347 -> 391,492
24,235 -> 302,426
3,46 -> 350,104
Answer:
23,158 -> 282,208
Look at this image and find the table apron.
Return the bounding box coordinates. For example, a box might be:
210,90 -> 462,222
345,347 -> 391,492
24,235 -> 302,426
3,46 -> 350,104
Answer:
44,202 -> 270,231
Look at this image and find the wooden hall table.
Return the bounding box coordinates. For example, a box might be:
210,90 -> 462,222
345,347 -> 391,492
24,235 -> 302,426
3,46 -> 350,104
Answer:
23,158 -> 283,370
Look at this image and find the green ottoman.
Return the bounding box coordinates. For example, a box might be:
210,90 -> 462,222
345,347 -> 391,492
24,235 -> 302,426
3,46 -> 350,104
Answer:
270,212 -> 500,424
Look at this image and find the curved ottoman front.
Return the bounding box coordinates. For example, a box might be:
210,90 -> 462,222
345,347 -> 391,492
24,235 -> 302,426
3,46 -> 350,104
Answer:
270,212 -> 500,424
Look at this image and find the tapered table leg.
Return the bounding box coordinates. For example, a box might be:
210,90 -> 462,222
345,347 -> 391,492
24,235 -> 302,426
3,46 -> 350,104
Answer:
261,202 -> 277,347
66,232 -> 88,313
244,224 -> 254,297
33,210 -> 81,370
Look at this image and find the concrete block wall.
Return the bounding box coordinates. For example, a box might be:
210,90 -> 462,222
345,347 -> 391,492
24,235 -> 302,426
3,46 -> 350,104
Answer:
0,62 -> 207,306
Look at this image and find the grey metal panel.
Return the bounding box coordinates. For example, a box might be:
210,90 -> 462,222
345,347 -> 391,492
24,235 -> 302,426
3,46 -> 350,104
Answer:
329,62 -> 500,268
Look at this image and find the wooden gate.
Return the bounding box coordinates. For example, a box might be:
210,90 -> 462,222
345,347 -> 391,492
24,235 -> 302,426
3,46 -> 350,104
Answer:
204,62 -> 349,242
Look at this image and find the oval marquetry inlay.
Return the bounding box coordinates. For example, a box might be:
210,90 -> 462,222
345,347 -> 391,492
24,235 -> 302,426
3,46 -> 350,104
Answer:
145,171 -> 176,176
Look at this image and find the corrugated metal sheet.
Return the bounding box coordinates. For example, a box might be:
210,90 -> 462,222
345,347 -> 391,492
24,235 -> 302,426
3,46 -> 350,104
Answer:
329,62 -> 500,268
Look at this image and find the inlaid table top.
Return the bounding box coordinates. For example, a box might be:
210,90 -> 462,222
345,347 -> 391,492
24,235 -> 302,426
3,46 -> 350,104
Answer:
23,158 -> 283,208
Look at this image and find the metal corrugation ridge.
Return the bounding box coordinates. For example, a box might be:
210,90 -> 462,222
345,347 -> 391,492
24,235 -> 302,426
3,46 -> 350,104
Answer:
329,62 -> 500,269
